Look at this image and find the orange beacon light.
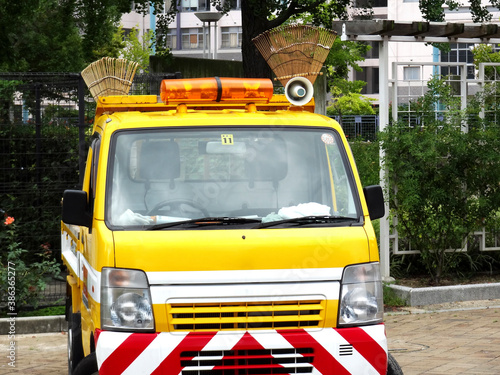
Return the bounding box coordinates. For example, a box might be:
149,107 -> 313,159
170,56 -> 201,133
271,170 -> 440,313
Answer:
160,77 -> 274,104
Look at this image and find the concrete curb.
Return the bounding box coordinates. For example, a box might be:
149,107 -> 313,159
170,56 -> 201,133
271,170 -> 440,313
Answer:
0,315 -> 67,335
386,282 -> 500,306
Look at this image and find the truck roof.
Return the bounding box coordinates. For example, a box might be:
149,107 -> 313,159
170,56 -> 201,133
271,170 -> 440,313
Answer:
91,77 -> 337,135
95,94 -> 314,116
93,94 -> 326,135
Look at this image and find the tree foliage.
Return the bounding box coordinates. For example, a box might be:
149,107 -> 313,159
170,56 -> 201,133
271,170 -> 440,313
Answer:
0,0 -> 131,72
0,0 -> 84,71
119,26 -> 156,73
327,93 -> 375,116
326,39 -> 374,116
74,0 -> 132,62
471,44 -> 500,80
419,0 -> 500,22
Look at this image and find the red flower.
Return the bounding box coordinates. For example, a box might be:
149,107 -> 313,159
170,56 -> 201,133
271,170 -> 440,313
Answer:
4,216 -> 14,225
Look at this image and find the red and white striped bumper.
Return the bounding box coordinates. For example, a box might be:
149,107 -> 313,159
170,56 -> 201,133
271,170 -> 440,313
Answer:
95,325 -> 387,375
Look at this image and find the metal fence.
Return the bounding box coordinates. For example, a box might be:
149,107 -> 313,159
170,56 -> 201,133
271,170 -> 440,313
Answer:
330,115 -> 379,141
0,72 -> 178,308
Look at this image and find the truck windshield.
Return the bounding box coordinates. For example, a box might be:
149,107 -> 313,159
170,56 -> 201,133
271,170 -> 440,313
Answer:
106,127 -> 361,229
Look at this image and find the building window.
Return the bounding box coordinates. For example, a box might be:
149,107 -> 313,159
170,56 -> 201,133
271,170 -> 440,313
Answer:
224,0 -> 241,9
440,43 -> 475,79
354,0 -> 387,7
180,0 -> 209,12
181,28 -> 204,49
221,27 -> 242,48
164,29 -> 177,50
354,67 -> 379,94
404,66 -> 420,81
364,41 -> 379,59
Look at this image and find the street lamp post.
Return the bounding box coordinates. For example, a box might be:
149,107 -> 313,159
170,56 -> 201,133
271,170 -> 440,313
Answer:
195,12 -> 223,59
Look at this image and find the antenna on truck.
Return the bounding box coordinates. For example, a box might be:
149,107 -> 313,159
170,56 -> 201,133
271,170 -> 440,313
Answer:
252,25 -> 336,106
81,57 -> 139,101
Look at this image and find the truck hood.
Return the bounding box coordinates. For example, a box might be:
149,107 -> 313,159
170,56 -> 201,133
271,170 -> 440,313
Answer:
113,227 -> 370,284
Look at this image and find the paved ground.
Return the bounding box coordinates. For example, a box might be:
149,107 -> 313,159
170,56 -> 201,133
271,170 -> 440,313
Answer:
2,301 -> 500,374
386,299 -> 500,374
0,331 -> 67,374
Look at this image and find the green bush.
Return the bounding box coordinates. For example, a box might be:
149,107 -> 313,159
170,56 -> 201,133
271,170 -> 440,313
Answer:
0,217 -> 60,310
381,77 -> 500,283
327,93 -> 375,116
349,139 -> 380,187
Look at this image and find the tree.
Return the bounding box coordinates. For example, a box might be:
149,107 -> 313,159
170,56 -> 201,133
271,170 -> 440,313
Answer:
0,0 -> 131,72
140,0 -> 500,78
73,0 -> 132,63
326,38 -> 373,115
137,0 -> 354,78
238,0 -> 352,78
0,0 -> 84,72
119,26 -> 156,73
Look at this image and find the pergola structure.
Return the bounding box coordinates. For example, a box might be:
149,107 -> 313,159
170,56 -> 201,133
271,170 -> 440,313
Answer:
330,20 -> 500,280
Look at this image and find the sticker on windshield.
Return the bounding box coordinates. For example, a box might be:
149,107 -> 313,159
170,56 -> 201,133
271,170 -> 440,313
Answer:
221,134 -> 234,145
321,133 -> 334,145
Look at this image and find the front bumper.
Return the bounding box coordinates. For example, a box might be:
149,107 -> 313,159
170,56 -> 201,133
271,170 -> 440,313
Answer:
95,325 -> 387,375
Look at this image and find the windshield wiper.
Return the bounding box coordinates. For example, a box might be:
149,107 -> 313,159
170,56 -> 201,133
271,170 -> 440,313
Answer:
147,217 -> 261,230
255,215 -> 359,229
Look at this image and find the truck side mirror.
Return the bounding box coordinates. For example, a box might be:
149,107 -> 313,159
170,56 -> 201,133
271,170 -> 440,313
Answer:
363,185 -> 385,220
62,190 -> 92,228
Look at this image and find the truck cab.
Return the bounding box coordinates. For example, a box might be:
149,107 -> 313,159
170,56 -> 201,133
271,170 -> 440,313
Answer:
61,77 -> 393,375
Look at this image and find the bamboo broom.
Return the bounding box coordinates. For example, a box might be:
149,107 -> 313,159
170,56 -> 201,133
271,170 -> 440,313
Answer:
81,57 -> 139,101
252,25 -> 336,87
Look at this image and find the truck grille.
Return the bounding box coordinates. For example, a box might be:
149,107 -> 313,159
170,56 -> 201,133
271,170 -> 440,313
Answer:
167,300 -> 325,332
180,348 -> 315,375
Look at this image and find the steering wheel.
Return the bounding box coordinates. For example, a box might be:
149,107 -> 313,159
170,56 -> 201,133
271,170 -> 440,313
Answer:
148,199 -> 209,217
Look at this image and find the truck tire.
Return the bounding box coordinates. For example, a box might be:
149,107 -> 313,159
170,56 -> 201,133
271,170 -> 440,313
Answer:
68,307 -> 85,375
387,352 -> 403,375
73,352 -> 98,375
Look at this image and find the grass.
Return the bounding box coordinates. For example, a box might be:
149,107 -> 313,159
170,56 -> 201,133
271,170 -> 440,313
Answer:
0,305 -> 65,318
383,284 -> 407,308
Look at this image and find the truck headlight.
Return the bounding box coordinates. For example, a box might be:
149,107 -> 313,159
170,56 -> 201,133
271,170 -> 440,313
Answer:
338,263 -> 383,326
101,268 -> 155,331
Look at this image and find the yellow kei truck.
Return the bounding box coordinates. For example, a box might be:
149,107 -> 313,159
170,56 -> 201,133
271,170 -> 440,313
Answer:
61,76 -> 401,375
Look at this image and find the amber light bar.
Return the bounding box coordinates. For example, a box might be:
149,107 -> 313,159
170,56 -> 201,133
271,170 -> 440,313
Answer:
160,77 -> 274,104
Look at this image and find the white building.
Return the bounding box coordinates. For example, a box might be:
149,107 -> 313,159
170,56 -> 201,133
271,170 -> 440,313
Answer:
121,1 -> 243,61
